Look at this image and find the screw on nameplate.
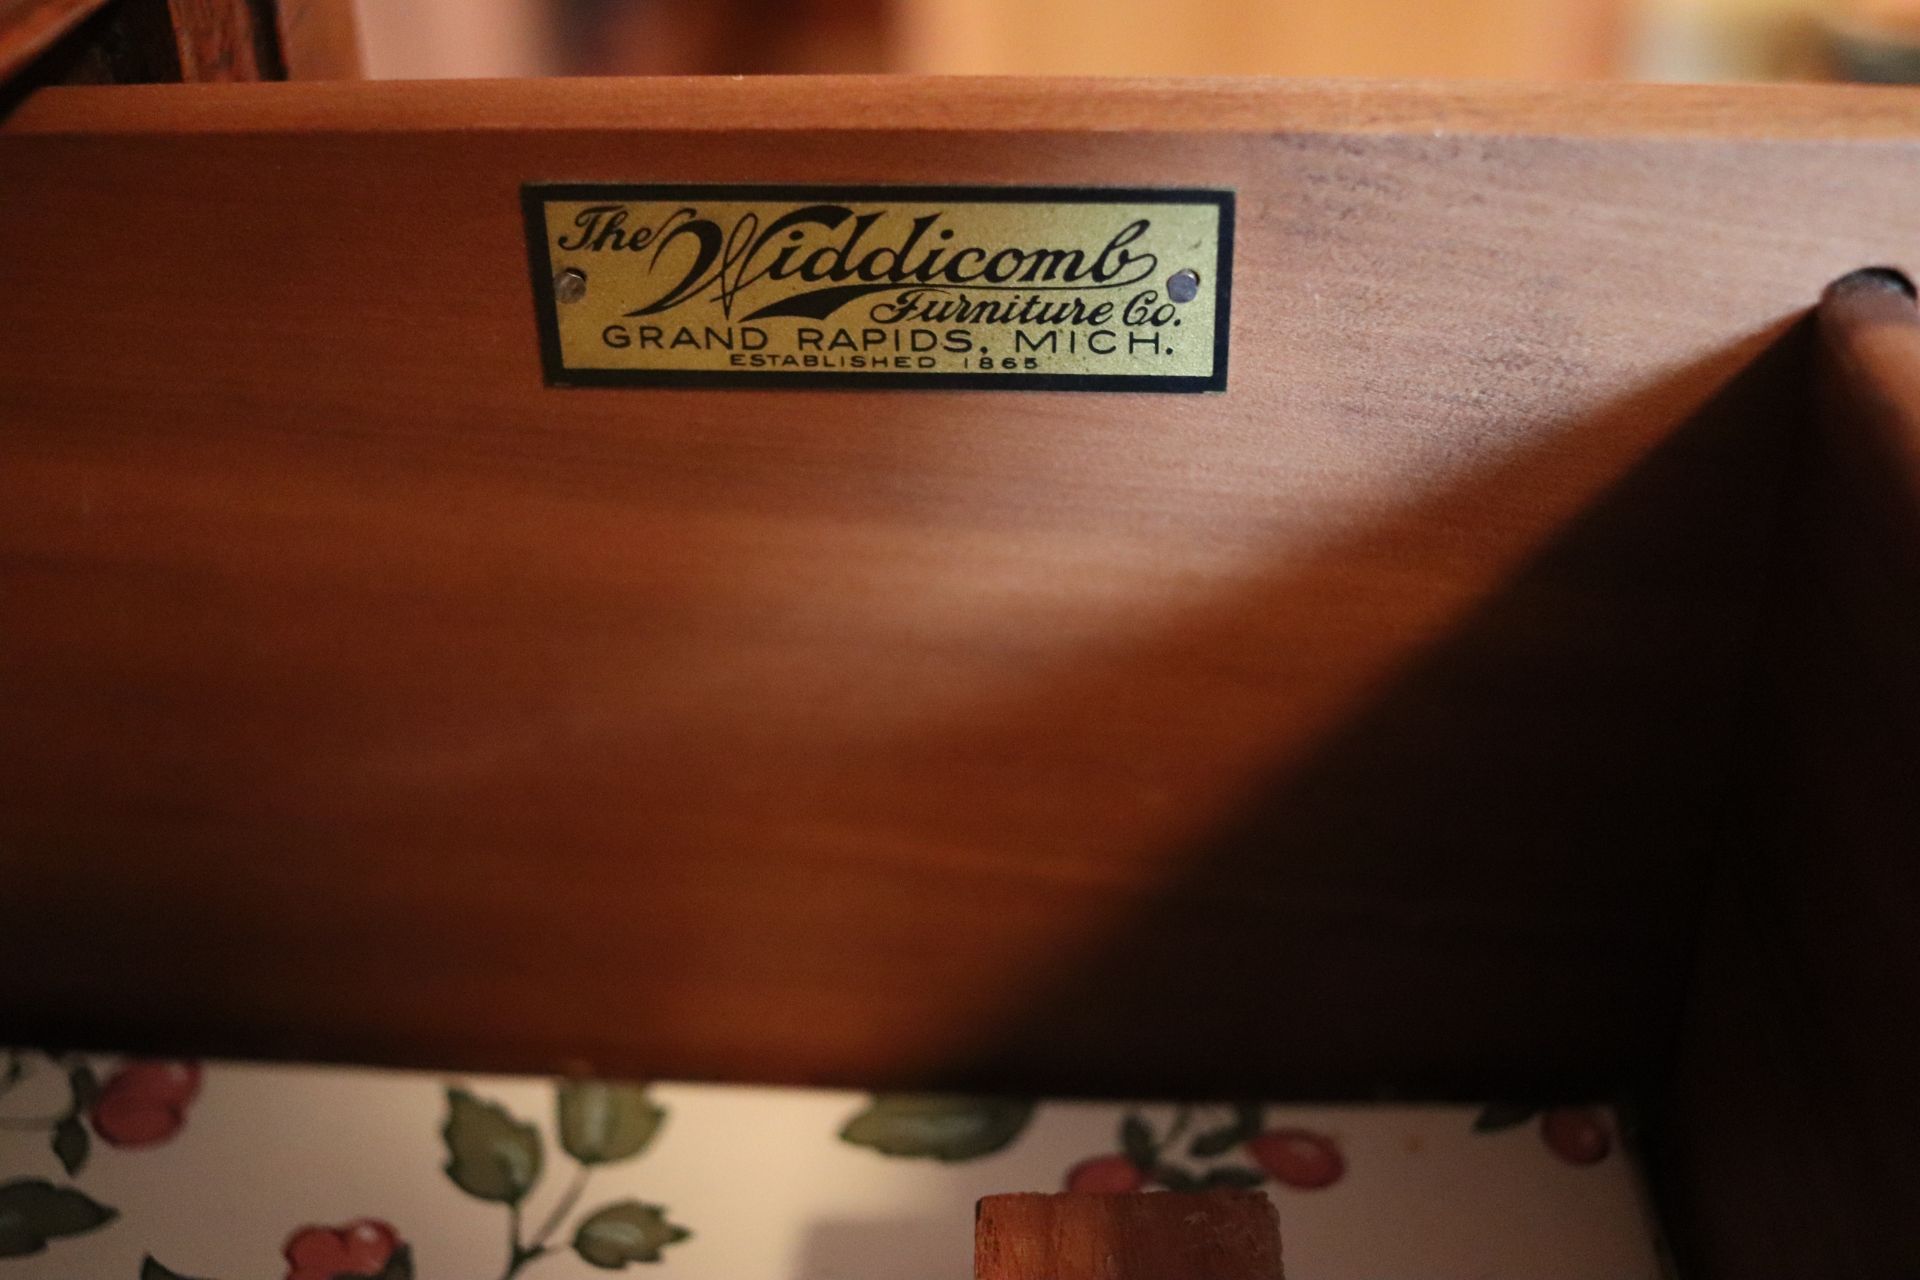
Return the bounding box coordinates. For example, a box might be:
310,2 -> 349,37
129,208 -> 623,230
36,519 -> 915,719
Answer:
1167,269 -> 1201,303
554,268 -> 588,303
975,1192 -> 1283,1280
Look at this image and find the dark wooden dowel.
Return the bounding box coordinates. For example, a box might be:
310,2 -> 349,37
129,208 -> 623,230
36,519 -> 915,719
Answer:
1816,268 -> 1920,550
976,1193 -> 1283,1280
1674,270 -> 1920,1277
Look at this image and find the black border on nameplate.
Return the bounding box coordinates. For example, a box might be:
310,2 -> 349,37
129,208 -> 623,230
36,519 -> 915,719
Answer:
521,184 -> 1235,394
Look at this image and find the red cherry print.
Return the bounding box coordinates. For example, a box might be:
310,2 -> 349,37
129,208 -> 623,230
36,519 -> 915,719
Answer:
1246,1129 -> 1345,1189
87,1059 -> 202,1148
107,1060 -> 202,1108
89,1086 -> 185,1148
1540,1107 -> 1611,1165
284,1219 -> 401,1280
1064,1153 -> 1147,1193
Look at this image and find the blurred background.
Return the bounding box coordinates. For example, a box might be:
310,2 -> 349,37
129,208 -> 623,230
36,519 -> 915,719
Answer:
352,0 -> 1920,85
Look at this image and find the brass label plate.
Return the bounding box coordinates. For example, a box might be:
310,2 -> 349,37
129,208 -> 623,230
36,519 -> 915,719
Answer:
522,185 -> 1233,392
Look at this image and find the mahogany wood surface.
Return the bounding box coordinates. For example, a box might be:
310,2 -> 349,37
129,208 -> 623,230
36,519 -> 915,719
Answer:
1,79 -> 1916,1117
18,73 -> 1920,136
975,1193 -> 1283,1280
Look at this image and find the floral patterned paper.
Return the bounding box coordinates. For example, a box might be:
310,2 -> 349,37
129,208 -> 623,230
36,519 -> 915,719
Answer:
0,1050 -> 1665,1280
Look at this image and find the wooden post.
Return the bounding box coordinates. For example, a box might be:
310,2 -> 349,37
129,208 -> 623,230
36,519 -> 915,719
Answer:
1660,270 -> 1920,1279
976,1193 -> 1284,1280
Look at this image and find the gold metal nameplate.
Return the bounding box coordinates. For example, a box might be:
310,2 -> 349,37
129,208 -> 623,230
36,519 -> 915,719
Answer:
523,185 -> 1233,392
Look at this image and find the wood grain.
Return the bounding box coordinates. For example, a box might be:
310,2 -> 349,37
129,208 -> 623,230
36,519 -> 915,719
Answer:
0,79 -> 1915,1114
163,0 -> 278,80
976,1193 -> 1282,1280
14,74 -> 1920,137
